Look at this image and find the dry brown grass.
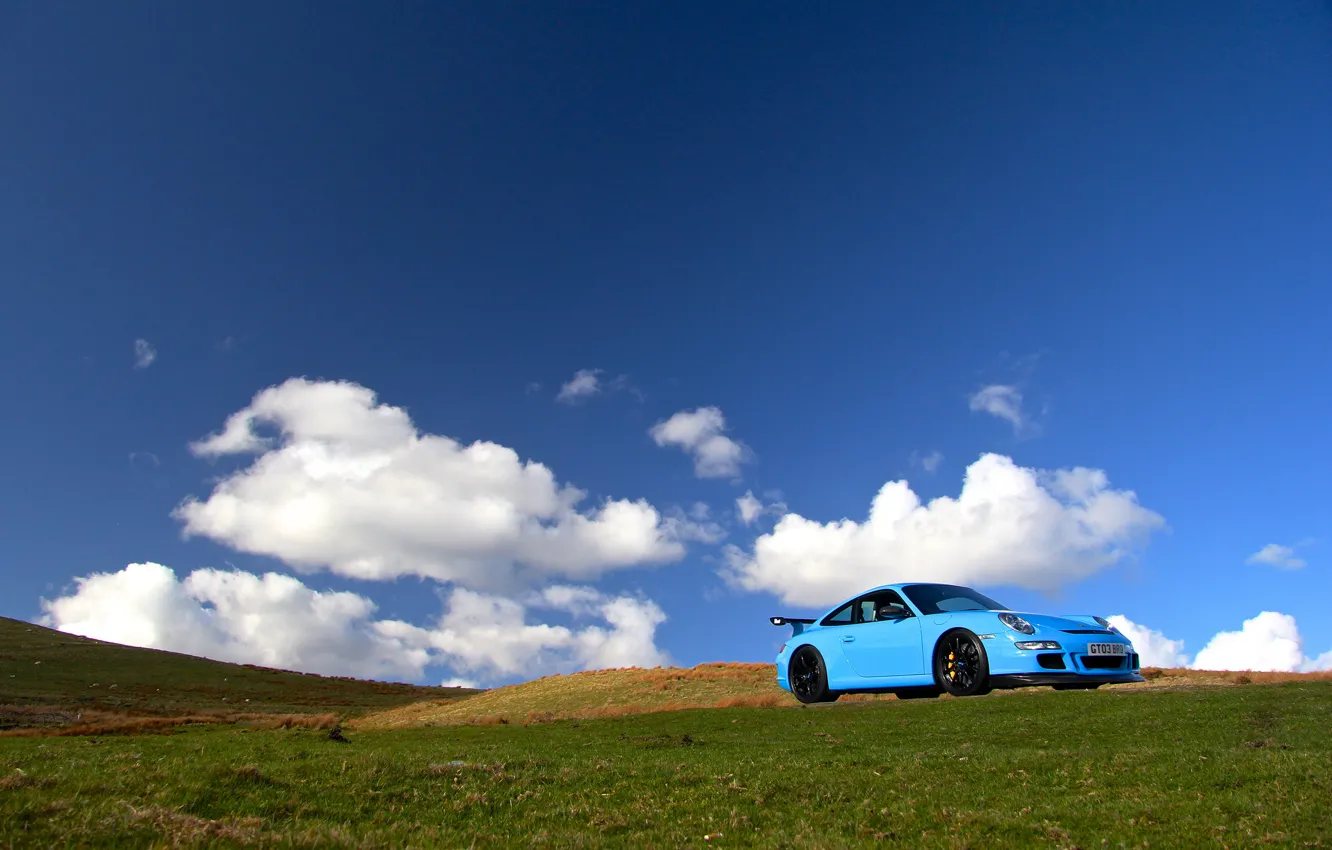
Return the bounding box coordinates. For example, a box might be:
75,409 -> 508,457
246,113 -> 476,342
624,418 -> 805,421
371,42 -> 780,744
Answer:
356,662 -> 1332,730
354,661 -> 800,729
0,706 -> 340,738
1122,667 -> 1332,688
123,805 -> 266,845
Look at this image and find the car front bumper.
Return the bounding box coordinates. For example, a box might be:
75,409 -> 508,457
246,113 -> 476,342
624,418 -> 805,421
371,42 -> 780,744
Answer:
990,671 -> 1145,688
983,630 -> 1144,686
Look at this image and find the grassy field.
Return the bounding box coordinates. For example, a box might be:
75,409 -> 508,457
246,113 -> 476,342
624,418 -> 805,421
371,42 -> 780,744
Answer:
3,680 -> 1330,847
0,617 -> 476,733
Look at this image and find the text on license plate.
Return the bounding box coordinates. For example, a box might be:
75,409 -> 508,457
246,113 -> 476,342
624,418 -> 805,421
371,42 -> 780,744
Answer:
1087,643 -> 1128,656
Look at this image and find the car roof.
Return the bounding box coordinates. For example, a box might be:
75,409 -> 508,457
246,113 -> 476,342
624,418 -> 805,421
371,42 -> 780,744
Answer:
835,582 -> 974,604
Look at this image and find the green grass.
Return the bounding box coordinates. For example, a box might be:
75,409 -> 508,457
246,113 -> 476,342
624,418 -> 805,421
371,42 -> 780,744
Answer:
3,681 -> 1329,847
0,617 -> 476,721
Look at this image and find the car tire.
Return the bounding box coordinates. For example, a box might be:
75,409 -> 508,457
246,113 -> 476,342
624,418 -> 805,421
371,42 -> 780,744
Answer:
933,630 -> 992,697
788,645 -> 835,704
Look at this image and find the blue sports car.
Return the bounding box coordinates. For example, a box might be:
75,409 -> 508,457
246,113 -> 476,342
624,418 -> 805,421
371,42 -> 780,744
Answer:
772,582 -> 1144,702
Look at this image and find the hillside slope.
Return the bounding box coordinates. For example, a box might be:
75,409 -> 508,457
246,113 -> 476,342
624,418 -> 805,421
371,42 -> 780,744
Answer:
0,616 -> 478,723
357,662 -> 806,728
356,661 -> 1332,729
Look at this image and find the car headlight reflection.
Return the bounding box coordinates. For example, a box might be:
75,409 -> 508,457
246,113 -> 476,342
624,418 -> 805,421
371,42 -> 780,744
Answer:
998,613 -> 1035,635
1014,641 -> 1062,651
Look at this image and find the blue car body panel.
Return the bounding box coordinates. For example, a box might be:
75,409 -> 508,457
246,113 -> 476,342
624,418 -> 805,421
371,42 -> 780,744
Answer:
774,583 -> 1144,695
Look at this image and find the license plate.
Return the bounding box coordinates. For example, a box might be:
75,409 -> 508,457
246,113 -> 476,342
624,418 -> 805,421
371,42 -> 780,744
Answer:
1087,643 -> 1127,656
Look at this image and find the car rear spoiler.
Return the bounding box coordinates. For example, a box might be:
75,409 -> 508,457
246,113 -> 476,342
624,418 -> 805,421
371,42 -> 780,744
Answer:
770,616 -> 816,636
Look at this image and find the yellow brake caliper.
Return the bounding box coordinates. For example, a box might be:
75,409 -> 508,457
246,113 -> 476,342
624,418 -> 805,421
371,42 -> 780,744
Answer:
948,651 -> 957,679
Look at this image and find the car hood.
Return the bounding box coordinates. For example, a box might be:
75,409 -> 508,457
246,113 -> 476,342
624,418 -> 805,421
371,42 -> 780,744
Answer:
1007,612 -> 1110,633
931,610 -> 1110,633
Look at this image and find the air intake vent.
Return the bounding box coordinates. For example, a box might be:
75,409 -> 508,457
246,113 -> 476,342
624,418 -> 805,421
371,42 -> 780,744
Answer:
1037,653 -> 1066,670
1062,629 -> 1114,635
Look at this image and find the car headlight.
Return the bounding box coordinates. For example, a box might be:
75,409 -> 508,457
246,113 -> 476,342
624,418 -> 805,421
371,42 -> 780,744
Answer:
1093,616 -> 1118,633
1014,641 -> 1061,651
998,613 -> 1035,635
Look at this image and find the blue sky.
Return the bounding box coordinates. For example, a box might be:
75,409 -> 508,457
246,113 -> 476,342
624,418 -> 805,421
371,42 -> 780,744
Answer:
3,2 -> 1330,684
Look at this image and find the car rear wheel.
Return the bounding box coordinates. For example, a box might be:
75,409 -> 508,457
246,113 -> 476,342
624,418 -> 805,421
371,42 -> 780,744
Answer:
789,646 -> 835,704
933,630 -> 991,697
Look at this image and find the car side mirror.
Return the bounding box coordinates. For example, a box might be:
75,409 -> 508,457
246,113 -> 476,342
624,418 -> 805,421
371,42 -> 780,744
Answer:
879,605 -> 912,620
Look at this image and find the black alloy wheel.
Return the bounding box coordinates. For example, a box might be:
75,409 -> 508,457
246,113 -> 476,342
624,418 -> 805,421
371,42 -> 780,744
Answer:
788,646 -> 835,704
933,630 -> 991,697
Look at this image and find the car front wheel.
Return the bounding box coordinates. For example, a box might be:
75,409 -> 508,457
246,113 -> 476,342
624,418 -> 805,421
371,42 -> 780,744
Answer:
933,630 -> 991,697
788,646 -> 836,704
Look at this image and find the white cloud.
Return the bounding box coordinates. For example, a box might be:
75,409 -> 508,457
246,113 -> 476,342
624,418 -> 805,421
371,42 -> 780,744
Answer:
175,378 -> 694,589
1106,615 -> 1189,667
380,584 -> 671,679
722,453 -> 1164,607
556,369 -> 602,404
41,562 -> 431,680
41,562 -> 671,683
1107,612 -> 1332,673
649,407 -> 752,479
1246,543 -> 1306,570
909,450 -> 943,473
737,492 -> 763,525
736,490 -> 786,526
1191,612 -> 1309,672
441,677 -> 480,689
968,385 -> 1027,432
662,503 -> 726,544
133,339 -> 157,369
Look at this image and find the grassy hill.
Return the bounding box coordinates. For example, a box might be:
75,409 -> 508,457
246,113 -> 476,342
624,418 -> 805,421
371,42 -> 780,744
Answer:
355,659 -> 1332,730
3,680 -> 1329,846
0,616 -> 478,733
355,662 -> 797,729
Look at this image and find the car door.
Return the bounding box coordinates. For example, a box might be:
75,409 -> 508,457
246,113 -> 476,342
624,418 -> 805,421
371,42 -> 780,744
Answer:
838,593 -> 926,678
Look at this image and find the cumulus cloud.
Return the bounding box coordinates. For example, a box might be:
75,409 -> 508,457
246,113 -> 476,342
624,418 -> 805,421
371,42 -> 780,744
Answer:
556,369 -> 602,404
722,453 -> 1164,607
968,385 -> 1028,433
1106,615 -> 1189,667
1191,612 -> 1313,672
174,378 -> 694,589
1106,612 -> 1332,673
41,563 -> 671,683
649,407 -> 752,479
41,562 -> 430,680
1246,543 -> 1305,569
133,339 -> 157,369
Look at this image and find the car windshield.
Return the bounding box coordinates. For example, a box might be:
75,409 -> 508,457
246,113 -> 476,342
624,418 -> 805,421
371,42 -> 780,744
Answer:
902,584 -> 1008,615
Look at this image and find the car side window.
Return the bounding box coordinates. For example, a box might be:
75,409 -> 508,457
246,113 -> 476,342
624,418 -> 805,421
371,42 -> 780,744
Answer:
822,603 -> 853,625
856,591 -> 912,623
857,600 -> 876,622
